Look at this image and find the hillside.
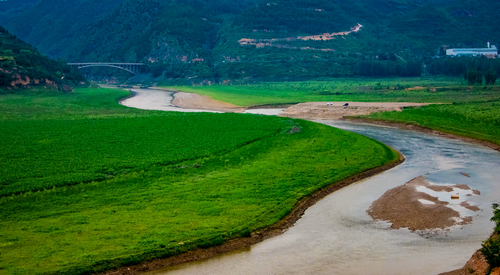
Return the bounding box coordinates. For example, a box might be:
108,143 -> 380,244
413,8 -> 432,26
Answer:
0,26 -> 87,92
0,0 -> 129,58
2,0 -> 500,81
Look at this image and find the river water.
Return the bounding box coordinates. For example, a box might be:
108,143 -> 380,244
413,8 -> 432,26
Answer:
120,88 -> 284,115
121,88 -> 500,274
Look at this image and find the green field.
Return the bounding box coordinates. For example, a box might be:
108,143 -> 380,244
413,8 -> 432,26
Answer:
168,77 -> 500,107
361,100 -> 500,146
0,88 -> 398,274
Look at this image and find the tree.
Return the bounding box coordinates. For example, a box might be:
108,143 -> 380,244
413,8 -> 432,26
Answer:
464,68 -> 482,85
485,69 -> 497,85
0,71 -> 13,86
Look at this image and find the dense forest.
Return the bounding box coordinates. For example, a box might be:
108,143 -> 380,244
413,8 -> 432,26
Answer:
0,26 -> 86,92
1,0 -> 499,82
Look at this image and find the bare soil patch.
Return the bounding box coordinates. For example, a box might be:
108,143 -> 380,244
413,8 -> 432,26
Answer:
281,102 -> 431,120
172,92 -> 246,113
440,250 -> 489,275
368,176 -> 480,231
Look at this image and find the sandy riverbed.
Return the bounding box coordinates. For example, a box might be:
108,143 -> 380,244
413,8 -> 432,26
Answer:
281,101 -> 432,120
368,175 -> 481,232
172,92 -> 245,113
168,90 -> 432,119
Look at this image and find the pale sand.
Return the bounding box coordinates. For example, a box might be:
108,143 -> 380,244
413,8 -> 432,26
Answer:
172,92 -> 246,113
281,102 -> 432,120
168,90 -> 432,119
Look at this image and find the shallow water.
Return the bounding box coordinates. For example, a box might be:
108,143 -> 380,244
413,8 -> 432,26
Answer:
119,88 -> 284,115
120,89 -> 220,112
144,120 -> 500,275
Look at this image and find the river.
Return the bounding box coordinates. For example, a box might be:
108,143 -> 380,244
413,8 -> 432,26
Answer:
121,88 -> 500,274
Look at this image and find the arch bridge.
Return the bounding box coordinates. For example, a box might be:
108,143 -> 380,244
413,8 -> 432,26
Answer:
68,63 -> 144,74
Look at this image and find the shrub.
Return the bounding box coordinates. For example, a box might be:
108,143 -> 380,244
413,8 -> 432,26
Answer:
481,203 -> 500,268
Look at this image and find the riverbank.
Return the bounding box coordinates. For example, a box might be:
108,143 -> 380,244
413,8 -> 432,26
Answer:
0,87 -> 401,275
281,101 -> 432,120
347,114 -> 500,274
103,152 -> 404,275
172,92 -> 245,113
345,118 -> 500,153
344,115 -> 499,274
117,88 -> 498,274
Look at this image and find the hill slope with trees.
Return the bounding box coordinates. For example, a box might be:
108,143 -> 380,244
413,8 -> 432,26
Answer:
2,0 -> 499,81
0,26 -> 86,92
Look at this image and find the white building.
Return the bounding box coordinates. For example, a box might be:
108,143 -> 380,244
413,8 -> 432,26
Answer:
446,43 -> 498,57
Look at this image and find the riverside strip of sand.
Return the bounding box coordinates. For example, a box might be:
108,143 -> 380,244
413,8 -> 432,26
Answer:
172,92 -> 246,113
368,175 -> 481,232
166,90 -> 431,118
281,101 -> 432,120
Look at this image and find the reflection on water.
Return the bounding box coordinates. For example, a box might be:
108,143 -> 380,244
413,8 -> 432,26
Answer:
146,120 -> 500,275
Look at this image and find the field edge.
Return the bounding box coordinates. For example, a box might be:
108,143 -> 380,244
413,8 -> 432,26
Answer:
101,149 -> 404,275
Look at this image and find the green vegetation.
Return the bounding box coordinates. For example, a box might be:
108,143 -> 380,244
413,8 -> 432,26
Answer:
169,78 -> 500,106
0,26 -> 86,91
482,204 -> 500,270
361,100 -> 500,146
0,87 -> 398,274
3,0 -> 500,81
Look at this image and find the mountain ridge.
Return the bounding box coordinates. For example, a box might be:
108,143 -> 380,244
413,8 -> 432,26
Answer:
2,0 -> 499,81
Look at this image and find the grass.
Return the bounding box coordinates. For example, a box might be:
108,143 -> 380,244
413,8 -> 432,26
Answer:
166,77 -> 500,107
360,100 -> 500,146
0,110 -> 285,197
0,87 -> 398,274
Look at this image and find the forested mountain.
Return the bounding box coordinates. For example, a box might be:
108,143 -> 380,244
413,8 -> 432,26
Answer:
0,0 -> 129,58
2,0 -> 500,81
0,26 -> 86,92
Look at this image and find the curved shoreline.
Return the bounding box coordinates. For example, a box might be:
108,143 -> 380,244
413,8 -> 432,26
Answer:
110,88 -> 496,274
345,118 -> 500,152
103,152 -> 405,275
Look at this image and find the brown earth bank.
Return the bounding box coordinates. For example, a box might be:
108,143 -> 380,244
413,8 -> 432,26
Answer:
101,153 -> 405,275
246,103 -> 297,109
368,176 -> 480,231
171,92 -> 246,113
345,118 -> 500,153
281,102 -> 432,120
440,250 -> 500,275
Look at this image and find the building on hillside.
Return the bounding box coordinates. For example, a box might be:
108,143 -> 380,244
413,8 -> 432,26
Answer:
446,43 -> 498,58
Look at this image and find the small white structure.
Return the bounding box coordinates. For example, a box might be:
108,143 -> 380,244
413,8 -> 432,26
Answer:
446,43 -> 498,57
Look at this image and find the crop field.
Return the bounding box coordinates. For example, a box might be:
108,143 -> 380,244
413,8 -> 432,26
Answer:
0,111 -> 285,197
362,100 -> 500,146
169,77 -> 500,107
0,88 -> 398,274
